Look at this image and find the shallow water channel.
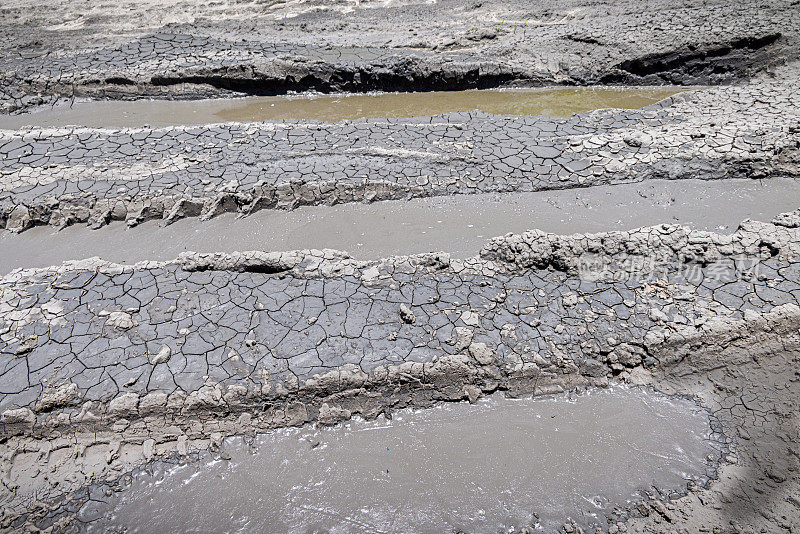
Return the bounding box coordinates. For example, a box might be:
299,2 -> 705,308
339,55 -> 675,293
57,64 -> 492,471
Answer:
81,386 -> 720,533
0,86 -> 690,129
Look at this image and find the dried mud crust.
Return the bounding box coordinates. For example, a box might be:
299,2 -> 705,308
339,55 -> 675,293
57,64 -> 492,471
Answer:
1,210 -> 800,531
0,0 -> 797,111
1,62 -> 799,233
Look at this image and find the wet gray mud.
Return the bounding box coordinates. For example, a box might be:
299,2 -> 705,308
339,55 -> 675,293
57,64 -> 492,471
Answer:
0,87 -> 689,129
2,1 -> 800,533
80,386 -> 722,534
1,177 -> 798,274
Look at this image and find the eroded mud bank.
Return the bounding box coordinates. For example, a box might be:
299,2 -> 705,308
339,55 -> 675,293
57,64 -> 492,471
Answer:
0,0 -> 796,112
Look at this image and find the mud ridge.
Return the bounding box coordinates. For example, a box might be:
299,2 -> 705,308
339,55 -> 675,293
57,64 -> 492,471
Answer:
0,35 -> 784,114
149,59 -> 525,97
133,32 -> 785,97
2,208 -> 799,433
2,208 -> 800,532
2,66 -> 798,234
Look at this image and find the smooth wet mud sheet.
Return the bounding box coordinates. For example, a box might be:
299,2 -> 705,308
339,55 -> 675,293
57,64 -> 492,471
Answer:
1,177 -> 797,274
0,86 -> 691,129
81,386 -> 720,534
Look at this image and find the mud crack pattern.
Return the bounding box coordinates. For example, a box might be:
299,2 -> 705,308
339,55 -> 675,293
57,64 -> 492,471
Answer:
2,0 -> 800,531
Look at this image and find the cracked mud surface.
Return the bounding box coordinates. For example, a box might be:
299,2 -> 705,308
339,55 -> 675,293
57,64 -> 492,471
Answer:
1,67 -> 798,233
2,0 -> 800,532
1,0 -> 799,233
2,212 -> 800,532
0,70 -> 798,232
0,0 -> 796,111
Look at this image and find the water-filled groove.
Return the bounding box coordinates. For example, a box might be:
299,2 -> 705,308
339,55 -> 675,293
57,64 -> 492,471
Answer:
0,86 -> 692,129
80,386 -> 723,533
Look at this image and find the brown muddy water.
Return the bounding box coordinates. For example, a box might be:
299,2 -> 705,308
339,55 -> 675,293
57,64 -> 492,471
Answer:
2,177 -> 798,275
81,386 -> 721,534
0,87 -> 690,128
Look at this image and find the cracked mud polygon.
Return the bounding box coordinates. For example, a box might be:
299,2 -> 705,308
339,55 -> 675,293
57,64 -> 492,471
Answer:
1,0 -> 799,533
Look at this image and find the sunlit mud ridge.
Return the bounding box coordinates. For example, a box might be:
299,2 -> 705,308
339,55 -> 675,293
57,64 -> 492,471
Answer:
1,210 -> 800,531
1,64 -> 799,233
0,0 -> 796,112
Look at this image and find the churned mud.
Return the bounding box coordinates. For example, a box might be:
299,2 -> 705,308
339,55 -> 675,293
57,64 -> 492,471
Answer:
80,387 -> 722,533
2,0 -> 800,532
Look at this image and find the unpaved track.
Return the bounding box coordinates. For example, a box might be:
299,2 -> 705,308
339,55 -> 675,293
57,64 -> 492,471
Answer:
1,65 -> 798,233
3,210 -> 800,532
1,0 -> 800,532
0,0 -> 798,234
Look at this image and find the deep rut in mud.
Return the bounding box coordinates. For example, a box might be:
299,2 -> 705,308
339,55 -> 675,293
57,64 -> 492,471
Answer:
0,86 -> 689,129
78,387 -> 723,533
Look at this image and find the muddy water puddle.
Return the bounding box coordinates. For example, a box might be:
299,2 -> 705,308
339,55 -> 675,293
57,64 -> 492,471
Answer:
81,386 -> 721,533
0,87 -> 691,128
